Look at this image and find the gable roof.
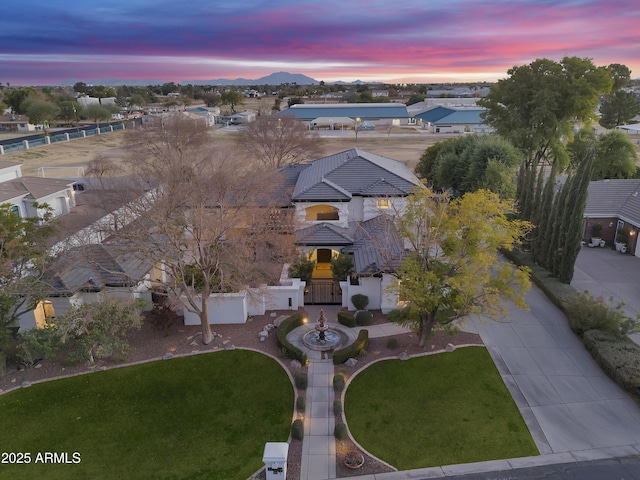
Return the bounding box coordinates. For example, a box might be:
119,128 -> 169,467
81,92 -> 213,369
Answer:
584,179 -> 640,225
295,222 -> 354,246
2,176 -> 74,200
343,215 -> 404,275
278,103 -> 409,121
48,244 -> 153,295
291,148 -> 422,201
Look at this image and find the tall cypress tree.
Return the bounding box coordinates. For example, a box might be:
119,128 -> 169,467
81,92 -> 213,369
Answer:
529,165 -> 546,258
533,163 -> 557,266
558,149 -> 595,283
545,176 -> 570,274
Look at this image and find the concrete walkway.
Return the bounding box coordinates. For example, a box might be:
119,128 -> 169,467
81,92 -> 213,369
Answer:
294,278 -> 640,479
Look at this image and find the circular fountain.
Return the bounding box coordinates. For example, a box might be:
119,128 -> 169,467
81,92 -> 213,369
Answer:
302,309 -> 343,351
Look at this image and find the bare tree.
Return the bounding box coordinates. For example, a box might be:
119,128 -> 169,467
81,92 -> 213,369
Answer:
107,116 -> 296,344
236,116 -> 324,169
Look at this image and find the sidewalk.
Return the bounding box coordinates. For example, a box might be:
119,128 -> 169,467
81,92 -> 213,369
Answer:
293,283 -> 640,479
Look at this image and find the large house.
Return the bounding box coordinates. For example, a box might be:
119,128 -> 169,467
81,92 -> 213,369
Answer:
414,106 -> 489,134
0,160 -> 76,219
276,148 -> 424,311
277,103 -> 410,129
583,179 -> 640,257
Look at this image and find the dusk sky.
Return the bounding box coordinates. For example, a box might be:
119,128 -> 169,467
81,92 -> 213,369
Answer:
2,0 -> 639,85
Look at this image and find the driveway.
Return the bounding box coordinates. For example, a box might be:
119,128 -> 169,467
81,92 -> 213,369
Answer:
571,245 -> 640,345
467,282 -> 640,458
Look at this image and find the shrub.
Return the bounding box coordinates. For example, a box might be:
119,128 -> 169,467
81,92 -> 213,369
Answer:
566,292 -> 640,338
386,337 -> 399,349
583,330 -> 640,401
276,312 -> 308,364
333,399 -> 342,416
296,396 -> 306,413
16,326 -> 60,366
355,310 -> 373,326
291,419 -> 304,441
591,223 -> 603,238
333,329 -> 369,365
331,253 -> 354,282
333,374 -> 345,392
294,371 -> 308,390
351,294 -> 369,311
334,423 -> 348,440
337,311 -> 356,328
288,255 -> 315,283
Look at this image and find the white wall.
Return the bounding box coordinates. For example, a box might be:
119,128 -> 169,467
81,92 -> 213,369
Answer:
182,293 -> 249,325
362,197 -> 406,221
0,164 -> 21,182
341,277 -> 382,310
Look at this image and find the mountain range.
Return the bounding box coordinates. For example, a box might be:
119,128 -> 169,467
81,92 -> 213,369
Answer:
58,71 -> 364,87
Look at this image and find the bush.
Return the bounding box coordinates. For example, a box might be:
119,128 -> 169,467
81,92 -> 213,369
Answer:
566,292 -> 639,338
333,329 -> 369,365
355,310 -> 373,326
334,423 -> 348,440
331,253 -> 354,282
333,399 -> 342,416
583,330 -> 640,401
337,311 -> 356,328
291,419 -> 304,441
296,396 -> 305,413
288,255 -> 315,283
333,374 -> 345,392
276,312 -> 308,364
294,371 -> 308,390
351,294 -> 369,311
16,326 -> 60,366
386,337 -> 399,349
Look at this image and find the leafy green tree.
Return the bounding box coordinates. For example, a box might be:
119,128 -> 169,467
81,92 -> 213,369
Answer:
416,135 -> 522,198
331,253 -> 354,283
83,103 -> 112,126
479,57 -> 612,170
22,98 -> 58,133
4,87 -> 37,114
220,89 -> 244,113
288,255 -> 315,283
57,99 -> 80,125
0,204 -> 56,373
46,298 -> 144,365
392,189 -> 532,346
592,130 -> 638,180
599,90 -> 640,129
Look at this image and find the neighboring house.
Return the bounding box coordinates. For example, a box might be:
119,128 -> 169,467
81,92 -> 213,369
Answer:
371,89 -> 389,98
277,103 -> 410,127
229,111 -> 257,124
583,179 -> 640,257
141,111 -> 211,129
18,244 -> 154,330
276,148 -> 424,311
415,106 -> 490,134
187,106 -> 220,127
0,114 -> 37,132
0,160 -> 76,219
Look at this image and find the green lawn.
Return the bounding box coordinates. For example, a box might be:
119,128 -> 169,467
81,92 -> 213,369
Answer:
344,346 -> 538,469
0,350 -> 293,480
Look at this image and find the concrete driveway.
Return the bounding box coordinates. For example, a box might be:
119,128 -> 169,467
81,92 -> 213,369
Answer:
468,282 -> 640,459
572,246 -> 640,345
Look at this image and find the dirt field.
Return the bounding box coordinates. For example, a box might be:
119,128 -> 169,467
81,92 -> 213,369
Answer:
2,126 -> 441,177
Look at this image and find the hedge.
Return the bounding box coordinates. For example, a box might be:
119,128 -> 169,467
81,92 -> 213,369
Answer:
333,329 -> 369,365
337,311 -> 356,328
503,248 -> 640,403
355,310 -> 373,326
583,330 -> 640,400
276,312 -> 308,364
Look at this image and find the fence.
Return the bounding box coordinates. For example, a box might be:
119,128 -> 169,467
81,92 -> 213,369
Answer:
0,122 -> 134,155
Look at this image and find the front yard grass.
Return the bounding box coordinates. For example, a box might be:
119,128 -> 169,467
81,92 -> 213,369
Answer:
0,350 -> 293,480
344,346 -> 538,469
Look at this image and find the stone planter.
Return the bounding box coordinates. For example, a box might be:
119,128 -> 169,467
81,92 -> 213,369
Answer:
344,451 -> 364,469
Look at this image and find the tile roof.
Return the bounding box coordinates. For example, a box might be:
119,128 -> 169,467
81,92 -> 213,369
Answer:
343,215 -> 404,275
295,222 -> 354,246
291,148 -> 421,201
584,179 -> 640,225
48,244 -> 153,295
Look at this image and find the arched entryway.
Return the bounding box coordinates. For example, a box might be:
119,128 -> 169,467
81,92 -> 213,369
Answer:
305,248 -> 343,304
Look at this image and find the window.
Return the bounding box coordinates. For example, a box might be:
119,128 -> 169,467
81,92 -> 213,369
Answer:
305,205 -> 339,221
376,199 -> 391,209
9,205 -> 20,216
